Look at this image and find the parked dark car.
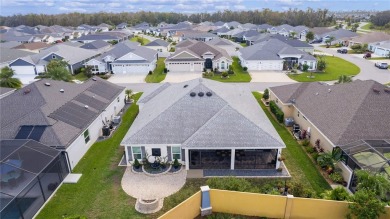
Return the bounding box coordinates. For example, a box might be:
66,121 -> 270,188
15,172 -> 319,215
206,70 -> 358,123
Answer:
363,53 -> 371,59
309,39 -> 322,44
375,62 -> 389,69
337,48 -> 348,54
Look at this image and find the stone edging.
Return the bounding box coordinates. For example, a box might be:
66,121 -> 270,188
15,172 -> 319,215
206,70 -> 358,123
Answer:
130,165 -> 184,176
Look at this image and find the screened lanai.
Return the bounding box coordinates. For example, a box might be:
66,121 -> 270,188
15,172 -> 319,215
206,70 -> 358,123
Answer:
338,139 -> 390,192
0,139 -> 69,219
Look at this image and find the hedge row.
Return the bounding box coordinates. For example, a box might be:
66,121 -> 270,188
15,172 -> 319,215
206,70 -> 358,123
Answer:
269,100 -> 284,123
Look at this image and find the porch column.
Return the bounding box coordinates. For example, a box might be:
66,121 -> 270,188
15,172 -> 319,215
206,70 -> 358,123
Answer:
230,149 -> 235,170
276,148 -> 282,169
124,146 -> 129,165
185,149 -> 189,170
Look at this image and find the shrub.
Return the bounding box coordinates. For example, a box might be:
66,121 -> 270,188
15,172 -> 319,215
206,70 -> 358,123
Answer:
322,187 -> 350,201
306,147 -> 315,153
148,70 -> 152,75
329,172 -> 344,183
163,68 -> 168,73
221,72 -> 229,78
317,56 -> 327,71
312,151 -> 319,161
269,101 -> 284,123
206,177 -> 252,192
302,64 -> 309,72
133,159 -> 141,168
263,88 -> 269,100
302,139 -> 310,147
173,158 -> 180,168
243,67 -> 248,71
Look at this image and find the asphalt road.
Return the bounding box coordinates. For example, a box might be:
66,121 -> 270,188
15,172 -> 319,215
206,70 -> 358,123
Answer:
313,44 -> 390,84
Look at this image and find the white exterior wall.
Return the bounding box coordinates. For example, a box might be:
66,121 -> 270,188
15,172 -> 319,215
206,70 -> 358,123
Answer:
84,59 -> 107,74
11,66 -> 35,75
66,89 -> 126,169
213,58 -> 231,71
125,144 -> 185,165
298,59 -> 317,70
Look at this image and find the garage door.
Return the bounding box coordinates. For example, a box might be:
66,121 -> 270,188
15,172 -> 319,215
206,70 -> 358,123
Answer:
259,61 -> 283,71
111,64 -> 149,74
168,63 -> 191,72
11,66 -> 36,75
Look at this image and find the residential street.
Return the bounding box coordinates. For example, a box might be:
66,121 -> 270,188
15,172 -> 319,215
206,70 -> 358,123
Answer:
313,44 -> 390,84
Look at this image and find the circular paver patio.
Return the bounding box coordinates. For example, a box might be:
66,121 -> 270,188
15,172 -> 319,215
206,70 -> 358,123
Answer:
121,166 -> 187,200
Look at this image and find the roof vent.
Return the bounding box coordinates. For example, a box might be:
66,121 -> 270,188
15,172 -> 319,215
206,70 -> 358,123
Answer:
384,88 -> 390,93
44,82 -> 51,86
60,89 -> 64,93
373,88 -> 380,93
190,92 -> 196,97
92,77 -> 97,81
23,88 -> 31,95
198,92 -> 204,97
206,92 -> 212,97
328,89 -> 331,93
84,105 -> 89,109
183,84 -> 188,88
315,92 -> 319,95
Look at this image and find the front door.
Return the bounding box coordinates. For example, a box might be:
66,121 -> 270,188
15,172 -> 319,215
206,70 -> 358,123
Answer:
205,59 -> 212,70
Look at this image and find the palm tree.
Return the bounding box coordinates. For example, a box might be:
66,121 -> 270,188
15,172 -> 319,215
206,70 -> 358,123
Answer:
0,67 -> 22,89
305,31 -> 314,43
325,36 -> 335,47
45,59 -> 72,82
337,75 -> 353,84
125,89 -> 133,102
317,147 -> 343,171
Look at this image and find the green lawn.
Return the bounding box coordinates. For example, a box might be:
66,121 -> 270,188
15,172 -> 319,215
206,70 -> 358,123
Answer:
72,72 -> 89,81
240,42 -> 247,47
37,94 -> 146,219
204,57 -> 252,82
253,92 -> 331,194
360,22 -> 372,31
288,56 -> 360,82
368,57 -> 390,60
130,36 -> 150,45
145,58 -> 166,83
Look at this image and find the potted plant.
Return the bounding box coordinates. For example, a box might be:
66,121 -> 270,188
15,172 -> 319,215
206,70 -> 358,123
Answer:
133,158 -> 141,169
277,167 -> 283,172
173,158 -> 180,169
278,156 -> 286,162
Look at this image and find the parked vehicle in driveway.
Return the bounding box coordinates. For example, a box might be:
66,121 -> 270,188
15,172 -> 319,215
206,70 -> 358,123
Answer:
375,62 -> 388,69
363,52 -> 371,59
337,48 -> 348,54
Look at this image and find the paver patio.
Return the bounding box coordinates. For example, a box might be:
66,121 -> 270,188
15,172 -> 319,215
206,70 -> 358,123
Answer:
121,167 -> 187,199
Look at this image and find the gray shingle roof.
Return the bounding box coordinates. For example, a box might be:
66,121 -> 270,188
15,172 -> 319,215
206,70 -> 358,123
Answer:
80,40 -> 110,50
252,34 -> 313,48
270,80 -> 390,146
122,79 -> 285,149
96,41 -> 156,63
145,39 -> 170,47
167,41 -> 232,62
206,38 -> 236,46
321,29 -> 358,40
0,48 -> 35,63
0,78 -> 124,148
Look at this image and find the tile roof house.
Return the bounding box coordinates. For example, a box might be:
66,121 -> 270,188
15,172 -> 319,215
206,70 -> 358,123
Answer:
121,79 -> 285,170
9,44 -> 99,84
0,77 -> 125,169
165,41 -> 232,72
238,38 -> 317,71
83,41 -> 157,75
269,80 -> 390,188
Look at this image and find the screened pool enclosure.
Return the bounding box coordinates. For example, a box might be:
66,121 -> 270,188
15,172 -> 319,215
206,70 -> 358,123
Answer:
0,140 -> 69,219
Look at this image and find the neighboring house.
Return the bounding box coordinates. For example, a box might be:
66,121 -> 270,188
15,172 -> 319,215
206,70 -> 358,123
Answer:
133,22 -> 150,32
252,34 -> 314,53
269,80 -> 390,189
238,38 -> 317,71
0,77 -> 126,169
0,41 -> 22,48
84,41 -> 157,75
61,41 -> 83,47
309,27 -> 333,40
223,21 -> 241,29
257,24 -> 273,32
176,31 -> 218,42
224,29 -> 245,40
144,39 -> 172,57
165,41 -> 232,72
98,23 -> 112,32
121,79 -> 286,170
0,48 -> 34,69
0,35 -> 42,43
12,42 -> 52,53
9,44 -> 99,83
292,25 -> 309,41
349,32 -> 390,48
369,40 -> 390,57
211,27 -> 231,37
0,87 -> 15,99
240,23 -> 258,30
320,29 -> 358,45
213,21 -> 225,27
116,22 -> 128,29
80,40 -> 111,53
206,38 -> 242,56
72,34 -> 121,43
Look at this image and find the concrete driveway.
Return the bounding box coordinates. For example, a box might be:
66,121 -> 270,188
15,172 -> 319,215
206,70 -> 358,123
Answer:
249,71 -> 297,83
163,71 -> 202,83
107,74 -> 146,83
313,45 -> 390,84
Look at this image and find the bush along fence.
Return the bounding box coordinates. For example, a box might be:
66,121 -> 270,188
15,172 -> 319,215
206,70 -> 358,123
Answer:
269,100 -> 284,123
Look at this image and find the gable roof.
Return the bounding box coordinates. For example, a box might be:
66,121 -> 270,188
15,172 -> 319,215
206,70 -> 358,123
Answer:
270,80 -> 390,146
122,79 -> 285,149
206,38 -> 237,47
350,32 -> 390,43
145,39 -> 170,47
0,48 -> 35,63
175,39 -> 197,48
12,42 -> 51,51
0,78 -> 124,149
252,34 -> 313,48
96,41 -> 156,62
80,40 -> 111,50
309,27 -> 333,36
167,41 -> 232,62
321,29 -> 358,40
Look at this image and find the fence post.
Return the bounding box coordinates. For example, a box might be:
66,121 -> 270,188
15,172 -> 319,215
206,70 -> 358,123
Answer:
200,186 -> 212,216
284,195 -> 294,219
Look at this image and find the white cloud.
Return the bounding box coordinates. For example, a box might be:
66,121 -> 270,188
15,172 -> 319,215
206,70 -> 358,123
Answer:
107,2 -> 121,7
234,5 -> 246,10
277,0 -> 303,6
215,5 -> 230,10
59,6 -> 86,12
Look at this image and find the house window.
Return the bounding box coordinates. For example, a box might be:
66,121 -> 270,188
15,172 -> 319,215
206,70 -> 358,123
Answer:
117,97 -> 120,102
172,146 -> 181,160
276,99 -> 279,103
221,61 -> 225,70
132,147 -> 142,160
92,65 -> 99,72
298,111 -> 300,117
83,129 -> 90,144
310,62 -> 313,69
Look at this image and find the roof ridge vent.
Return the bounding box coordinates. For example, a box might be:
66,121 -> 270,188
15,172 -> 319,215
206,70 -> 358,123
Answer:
44,82 -> 51,86
84,105 -> 89,109
206,91 -> 212,97
198,92 -> 204,97
60,89 -> 64,93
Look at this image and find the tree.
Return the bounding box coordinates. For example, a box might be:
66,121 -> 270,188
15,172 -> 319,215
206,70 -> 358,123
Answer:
45,59 -> 72,82
317,56 -> 327,71
322,187 -> 350,201
305,31 -> 314,42
337,75 -> 353,84
0,67 -> 22,89
302,64 -> 309,72
263,88 -> 269,100
354,170 -> 390,200
325,36 -> 335,47
125,89 -> 133,102
136,37 -> 144,45
351,23 -> 359,32
317,147 -> 343,170
289,31 -> 297,39
347,189 -> 386,219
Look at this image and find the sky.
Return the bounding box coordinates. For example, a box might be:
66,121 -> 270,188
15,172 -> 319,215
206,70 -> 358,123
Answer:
0,0 -> 389,16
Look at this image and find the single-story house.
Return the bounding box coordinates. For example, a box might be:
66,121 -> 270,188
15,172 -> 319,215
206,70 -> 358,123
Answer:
80,40 -> 111,53
176,31 -> 218,42
0,77 -> 125,169
257,24 -> 273,32
320,29 -> 358,45
268,24 -> 294,36
84,41 -> 157,75
211,27 -> 231,37
121,78 -> 286,170
238,38 -> 317,71
145,39 -> 172,57
349,32 -> 390,48
369,40 -> 390,57
309,27 -> 333,41
233,30 -> 259,43
11,42 -> 51,53
223,21 -> 241,29
252,34 -> 314,54
72,34 -> 121,44
0,47 -> 34,69
268,80 -> 390,189
98,23 -> 112,32
293,25 -> 309,41
9,44 -> 99,83
165,41 -> 232,72
116,22 -> 128,30
206,38 -> 242,56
